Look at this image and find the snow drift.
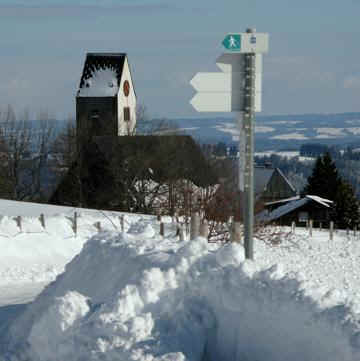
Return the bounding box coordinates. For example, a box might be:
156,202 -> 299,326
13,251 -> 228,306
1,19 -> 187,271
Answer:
4,217 -> 360,361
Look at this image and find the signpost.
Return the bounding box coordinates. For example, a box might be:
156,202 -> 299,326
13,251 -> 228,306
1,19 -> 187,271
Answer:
190,28 -> 269,260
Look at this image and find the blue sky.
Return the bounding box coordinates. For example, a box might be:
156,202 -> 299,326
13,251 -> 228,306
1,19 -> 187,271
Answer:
1,0 -> 360,119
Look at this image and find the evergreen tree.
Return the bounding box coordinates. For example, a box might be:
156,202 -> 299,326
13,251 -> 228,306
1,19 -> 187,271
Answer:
303,152 -> 341,200
304,152 -> 360,228
333,182 -> 360,229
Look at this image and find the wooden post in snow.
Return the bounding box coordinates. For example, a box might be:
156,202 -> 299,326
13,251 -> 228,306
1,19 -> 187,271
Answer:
200,220 -> 209,239
291,221 -> 296,234
190,212 -> 200,240
160,222 -> 165,236
179,224 -> 186,241
39,213 -> 45,229
120,215 -> 125,232
309,219 -> 313,237
15,216 -> 22,232
231,222 -> 242,243
330,221 -> 334,240
73,212 -> 78,237
94,221 -> 101,232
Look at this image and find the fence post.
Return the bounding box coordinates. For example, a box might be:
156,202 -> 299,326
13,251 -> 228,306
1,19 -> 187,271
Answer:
15,216 -> 22,232
94,221 -> 101,232
200,220 -> 209,239
330,221 -> 334,240
291,221 -> 296,234
179,224 -> 186,241
120,215 -> 125,232
190,212 -> 200,240
160,222 -> 165,236
230,221 -> 242,243
39,213 -> 45,229
319,222 -> 322,231
73,212 -> 78,237
309,219 -> 313,237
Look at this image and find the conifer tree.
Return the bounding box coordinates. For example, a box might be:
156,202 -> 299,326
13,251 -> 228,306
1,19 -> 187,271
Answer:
304,152 -> 360,228
334,182 -> 360,229
303,152 -> 341,199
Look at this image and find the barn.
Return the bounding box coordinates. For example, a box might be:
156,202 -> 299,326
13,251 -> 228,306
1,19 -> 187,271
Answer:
261,195 -> 333,227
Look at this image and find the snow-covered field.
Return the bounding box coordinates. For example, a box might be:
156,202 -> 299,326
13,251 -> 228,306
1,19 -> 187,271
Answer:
1,200 -> 360,360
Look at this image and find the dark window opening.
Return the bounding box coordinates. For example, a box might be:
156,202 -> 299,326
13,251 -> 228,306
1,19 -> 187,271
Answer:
89,110 -> 101,135
124,107 -> 130,122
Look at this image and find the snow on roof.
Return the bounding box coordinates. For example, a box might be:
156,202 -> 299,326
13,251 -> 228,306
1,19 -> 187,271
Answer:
265,197 -> 309,222
306,195 -> 333,206
77,68 -> 119,97
275,167 -> 297,192
265,195 -> 300,206
77,53 -> 126,97
264,194 -> 332,222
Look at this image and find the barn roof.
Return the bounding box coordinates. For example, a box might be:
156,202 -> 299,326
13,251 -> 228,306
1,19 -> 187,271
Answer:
77,53 -> 126,97
254,166 -> 274,194
261,195 -> 333,222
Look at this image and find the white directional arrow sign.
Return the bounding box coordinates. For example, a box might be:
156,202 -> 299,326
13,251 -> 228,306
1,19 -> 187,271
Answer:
190,91 -> 262,112
190,72 -> 261,93
190,71 -> 262,112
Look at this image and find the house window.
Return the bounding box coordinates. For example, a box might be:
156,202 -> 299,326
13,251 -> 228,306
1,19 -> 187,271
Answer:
124,107 -> 130,122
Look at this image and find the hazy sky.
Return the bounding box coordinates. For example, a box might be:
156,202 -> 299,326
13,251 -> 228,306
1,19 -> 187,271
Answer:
1,0 -> 360,119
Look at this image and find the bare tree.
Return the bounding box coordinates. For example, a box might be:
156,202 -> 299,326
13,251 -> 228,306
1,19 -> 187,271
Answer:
0,105 -> 58,201
51,115 -> 76,171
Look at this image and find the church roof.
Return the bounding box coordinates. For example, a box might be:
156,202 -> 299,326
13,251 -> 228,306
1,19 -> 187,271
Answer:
77,53 -> 126,97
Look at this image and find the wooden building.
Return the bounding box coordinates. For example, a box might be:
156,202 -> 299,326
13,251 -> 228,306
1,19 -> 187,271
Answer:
261,195 -> 333,226
255,166 -> 297,203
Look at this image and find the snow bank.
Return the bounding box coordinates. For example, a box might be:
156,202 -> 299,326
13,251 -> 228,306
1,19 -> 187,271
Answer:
4,218 -> 360,361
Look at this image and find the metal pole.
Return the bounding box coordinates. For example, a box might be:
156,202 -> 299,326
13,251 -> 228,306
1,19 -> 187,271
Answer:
243,28 -> 256,260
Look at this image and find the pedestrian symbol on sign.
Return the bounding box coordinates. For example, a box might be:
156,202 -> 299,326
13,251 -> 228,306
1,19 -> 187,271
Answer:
229,36 -> 238,48
222,34 -> 241,51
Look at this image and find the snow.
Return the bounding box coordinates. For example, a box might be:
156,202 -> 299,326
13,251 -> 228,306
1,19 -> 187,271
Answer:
255,150 -> 314,162
346,127 -> 360,135
270,132 -> 309,140
315,127 -> 346,137
77,68 -> 119,97
255,125 -> 275,133
2,201 -> 360,360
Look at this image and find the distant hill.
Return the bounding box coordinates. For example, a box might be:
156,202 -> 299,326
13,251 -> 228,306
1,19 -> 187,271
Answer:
164,112 -> 360,151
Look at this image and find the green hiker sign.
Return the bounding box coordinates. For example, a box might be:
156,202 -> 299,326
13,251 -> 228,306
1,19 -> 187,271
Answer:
222,34 -> 241,51
222,33 -> 269,53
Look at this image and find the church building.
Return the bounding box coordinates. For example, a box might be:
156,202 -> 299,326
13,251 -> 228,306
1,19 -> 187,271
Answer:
76,53 -> 137,140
